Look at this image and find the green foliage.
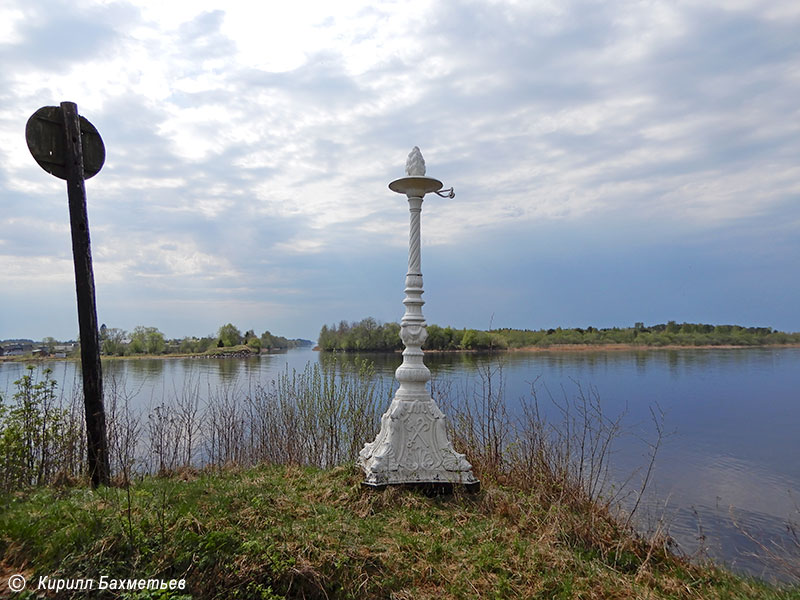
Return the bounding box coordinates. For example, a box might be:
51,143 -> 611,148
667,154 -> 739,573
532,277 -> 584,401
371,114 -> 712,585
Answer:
317,319 -> 800,352
242,329 -> 260,352
0,366 -> 81,490
177,336 -> 215,354
202,344 -> 257,357
130,326 -> 166,355
459,328 -> 482,349
217,323 -> 242,347
317,318 -> 403,352
459,329 -> 506,350
89,324 -> 302,357
459,323 -> 799,349
319,318 -> 512,352
101,327 -> 128,356
425,324 -> 459,350
259,329 -> 300,351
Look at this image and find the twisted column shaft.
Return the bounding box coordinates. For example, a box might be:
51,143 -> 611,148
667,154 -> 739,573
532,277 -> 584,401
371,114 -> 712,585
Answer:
397,195 -> 429,391
408,197 -> 422,276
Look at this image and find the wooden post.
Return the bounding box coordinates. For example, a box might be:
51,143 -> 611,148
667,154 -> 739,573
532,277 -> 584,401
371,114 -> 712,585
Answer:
61,101 -> 110,488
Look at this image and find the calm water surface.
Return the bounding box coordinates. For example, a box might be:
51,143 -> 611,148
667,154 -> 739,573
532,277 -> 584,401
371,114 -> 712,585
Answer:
1,347 -> 798,582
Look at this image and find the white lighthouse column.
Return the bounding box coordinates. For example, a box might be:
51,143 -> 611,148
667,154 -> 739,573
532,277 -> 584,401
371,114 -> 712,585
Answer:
358,147 -> 478,489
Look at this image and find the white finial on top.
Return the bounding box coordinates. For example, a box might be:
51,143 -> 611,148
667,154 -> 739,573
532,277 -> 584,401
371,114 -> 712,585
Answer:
405,146 -> 426,176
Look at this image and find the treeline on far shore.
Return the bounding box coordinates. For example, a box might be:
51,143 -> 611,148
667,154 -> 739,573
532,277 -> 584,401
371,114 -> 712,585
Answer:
1,324 -> 311,360
99,323 -> 311,356
318,318 -> 800,352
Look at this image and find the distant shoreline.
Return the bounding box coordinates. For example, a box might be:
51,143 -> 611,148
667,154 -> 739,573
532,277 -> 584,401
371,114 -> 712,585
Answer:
0,348 -> 294,363
503,342 -> 800,352
3,343 -> 800,364
319,342 -> 800,355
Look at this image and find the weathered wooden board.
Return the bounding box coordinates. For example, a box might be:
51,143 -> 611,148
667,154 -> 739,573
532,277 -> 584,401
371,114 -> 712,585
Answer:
25,105 -> 105,180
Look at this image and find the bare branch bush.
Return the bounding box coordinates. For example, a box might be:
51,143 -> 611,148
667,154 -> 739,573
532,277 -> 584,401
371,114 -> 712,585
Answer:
172,376 -> 202,469
436,358 -> 510,476
203,382 -> 246,468
237,359 -> 386,469
105,371 -> 143,484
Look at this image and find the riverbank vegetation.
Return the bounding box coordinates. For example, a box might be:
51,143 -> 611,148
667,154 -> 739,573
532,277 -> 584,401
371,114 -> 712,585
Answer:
318,318 -> 800,352
0,324 -> 311,361
1,363 -> 798,597
107,323 -> 310,356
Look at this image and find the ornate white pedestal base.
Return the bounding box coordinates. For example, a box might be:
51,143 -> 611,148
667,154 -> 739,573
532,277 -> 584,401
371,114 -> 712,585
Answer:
358,396 -> 478,488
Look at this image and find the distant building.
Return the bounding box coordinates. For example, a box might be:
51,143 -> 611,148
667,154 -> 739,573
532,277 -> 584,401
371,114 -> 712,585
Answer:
2,343 -> 34,356
54,343 -> 78,354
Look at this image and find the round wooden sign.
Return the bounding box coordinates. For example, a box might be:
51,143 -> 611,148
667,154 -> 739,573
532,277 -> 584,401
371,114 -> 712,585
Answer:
25,106 -> 105,180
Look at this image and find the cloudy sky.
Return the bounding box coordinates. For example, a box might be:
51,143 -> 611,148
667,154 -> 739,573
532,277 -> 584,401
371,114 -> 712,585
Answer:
1,0 -> 799,342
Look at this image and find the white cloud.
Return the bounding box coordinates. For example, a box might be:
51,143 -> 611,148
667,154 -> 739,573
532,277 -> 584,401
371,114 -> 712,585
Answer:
0,6 -> 25,44
271,237 -> 327,255
0,255 -> 74,283
93,237 -> 239,282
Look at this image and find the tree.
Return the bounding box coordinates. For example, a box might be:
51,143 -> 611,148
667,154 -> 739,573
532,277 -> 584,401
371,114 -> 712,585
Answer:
179,337 -> 198,354
461,329 -> 479,349
425,325 -> 447,350
261,330 -> 276,350
129,326 -> 166,355
318,325 -> 332,350
217,323 -> 242,347
41,337 -> 58,353
101,328 -> 128,356
382,323 -> 402,350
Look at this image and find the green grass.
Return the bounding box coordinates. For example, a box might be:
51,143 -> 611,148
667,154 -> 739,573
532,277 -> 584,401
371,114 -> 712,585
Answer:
200,344 -> 257,357
2,464 -> 797,599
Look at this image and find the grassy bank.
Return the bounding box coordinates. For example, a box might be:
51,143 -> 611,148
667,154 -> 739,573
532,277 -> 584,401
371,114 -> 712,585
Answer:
2,464 -> 796,600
